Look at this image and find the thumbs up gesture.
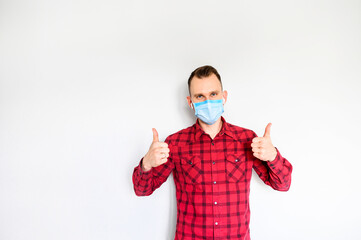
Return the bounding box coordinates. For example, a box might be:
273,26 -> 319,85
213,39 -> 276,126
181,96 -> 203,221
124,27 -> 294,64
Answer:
251,123 -> 277,162
142,128 -> 170,172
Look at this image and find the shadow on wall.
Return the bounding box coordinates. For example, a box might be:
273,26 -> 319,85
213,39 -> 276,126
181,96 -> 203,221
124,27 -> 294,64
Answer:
177,80 -> 196,126
167,173 -> 177,240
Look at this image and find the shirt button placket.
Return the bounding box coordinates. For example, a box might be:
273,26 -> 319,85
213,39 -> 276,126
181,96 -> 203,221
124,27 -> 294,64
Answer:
211,140 -> 219,237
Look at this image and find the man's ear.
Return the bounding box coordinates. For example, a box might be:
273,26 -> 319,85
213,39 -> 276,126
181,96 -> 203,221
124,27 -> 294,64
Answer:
186,96 -> 193,109
223,90 -> 228,104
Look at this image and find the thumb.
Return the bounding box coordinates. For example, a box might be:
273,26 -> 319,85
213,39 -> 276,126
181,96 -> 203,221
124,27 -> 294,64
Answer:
263,123 -> 272,137
152,128 -> 159,142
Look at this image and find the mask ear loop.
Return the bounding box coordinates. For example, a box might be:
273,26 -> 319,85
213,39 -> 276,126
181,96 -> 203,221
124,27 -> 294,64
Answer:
191,101 -> 194,110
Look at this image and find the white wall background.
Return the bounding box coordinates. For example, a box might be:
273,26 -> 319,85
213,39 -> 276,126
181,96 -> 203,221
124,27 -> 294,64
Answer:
1,0 -> 361,239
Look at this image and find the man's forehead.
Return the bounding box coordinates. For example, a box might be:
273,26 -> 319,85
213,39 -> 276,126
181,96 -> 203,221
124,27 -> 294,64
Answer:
190,74 -> 222,95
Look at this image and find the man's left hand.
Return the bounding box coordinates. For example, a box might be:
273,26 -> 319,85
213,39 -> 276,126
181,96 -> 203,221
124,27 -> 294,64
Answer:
251,123 -> 277,162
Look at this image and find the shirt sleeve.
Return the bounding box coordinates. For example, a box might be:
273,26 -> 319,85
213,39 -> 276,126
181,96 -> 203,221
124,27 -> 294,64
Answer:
250,131 -> 293,191
132,137 -> 175,196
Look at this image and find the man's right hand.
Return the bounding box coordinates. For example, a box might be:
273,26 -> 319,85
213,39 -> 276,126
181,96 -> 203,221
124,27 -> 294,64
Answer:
142,128 -> 170,172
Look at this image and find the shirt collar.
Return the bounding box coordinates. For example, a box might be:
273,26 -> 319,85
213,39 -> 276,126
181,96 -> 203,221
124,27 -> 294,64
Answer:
193,116 -> 236,142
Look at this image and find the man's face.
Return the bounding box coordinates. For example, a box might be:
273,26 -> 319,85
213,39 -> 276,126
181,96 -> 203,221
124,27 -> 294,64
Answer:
187,73 -> 228,108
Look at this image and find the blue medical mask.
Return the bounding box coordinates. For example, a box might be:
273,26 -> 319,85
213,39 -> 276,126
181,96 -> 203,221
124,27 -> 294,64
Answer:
192,99 -> 224,125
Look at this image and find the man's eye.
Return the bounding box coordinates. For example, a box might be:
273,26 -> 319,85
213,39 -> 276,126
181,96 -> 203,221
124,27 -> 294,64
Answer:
197,95 -> 203,99
211,93 -> 216,96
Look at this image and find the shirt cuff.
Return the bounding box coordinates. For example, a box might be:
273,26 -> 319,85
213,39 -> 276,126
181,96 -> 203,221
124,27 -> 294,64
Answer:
138,158 -> 153,177
267,147 -> 283,170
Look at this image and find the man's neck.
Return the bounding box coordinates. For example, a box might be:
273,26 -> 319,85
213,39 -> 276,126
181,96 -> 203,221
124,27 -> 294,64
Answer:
198,118 -> 223,140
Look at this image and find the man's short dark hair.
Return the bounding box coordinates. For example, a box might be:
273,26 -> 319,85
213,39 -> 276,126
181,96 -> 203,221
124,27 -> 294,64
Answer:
187,65 -> 222,94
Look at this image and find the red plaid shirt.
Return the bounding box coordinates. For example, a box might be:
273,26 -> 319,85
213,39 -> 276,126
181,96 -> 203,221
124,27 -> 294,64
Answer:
132,117 -> 292,240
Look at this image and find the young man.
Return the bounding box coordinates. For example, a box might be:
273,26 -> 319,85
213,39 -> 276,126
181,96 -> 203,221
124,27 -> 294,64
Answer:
132,65 -> 293,240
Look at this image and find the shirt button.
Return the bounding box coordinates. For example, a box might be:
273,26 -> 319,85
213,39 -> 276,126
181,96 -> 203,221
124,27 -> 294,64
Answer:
215,222 -> 218,225
211,142 -> 214,146
214,201 -> 217,205
213,161 -> 216,165
235,159 -> 239,162
213,181 -> 216,184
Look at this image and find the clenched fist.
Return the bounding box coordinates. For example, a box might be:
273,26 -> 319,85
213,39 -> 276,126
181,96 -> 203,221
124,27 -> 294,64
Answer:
251,123 -> 277,162
142,128 -> 170,172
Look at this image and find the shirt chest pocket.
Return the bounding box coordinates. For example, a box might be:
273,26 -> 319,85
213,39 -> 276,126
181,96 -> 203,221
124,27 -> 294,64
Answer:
180,155 -> 203,184
225,153 -> 247,182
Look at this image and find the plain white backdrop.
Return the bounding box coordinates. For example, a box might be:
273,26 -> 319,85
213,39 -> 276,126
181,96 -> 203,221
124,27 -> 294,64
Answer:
1,0 -> 361,239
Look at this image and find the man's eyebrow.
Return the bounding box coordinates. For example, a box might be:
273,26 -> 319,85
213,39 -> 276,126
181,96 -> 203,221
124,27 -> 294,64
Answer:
193,90 -> 220,97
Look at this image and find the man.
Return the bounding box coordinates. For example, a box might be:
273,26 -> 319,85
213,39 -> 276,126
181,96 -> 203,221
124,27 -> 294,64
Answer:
132,65 -> 292,240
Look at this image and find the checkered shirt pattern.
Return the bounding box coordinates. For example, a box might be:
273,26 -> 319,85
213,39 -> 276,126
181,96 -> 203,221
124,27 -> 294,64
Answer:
132,117 -> 292,240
